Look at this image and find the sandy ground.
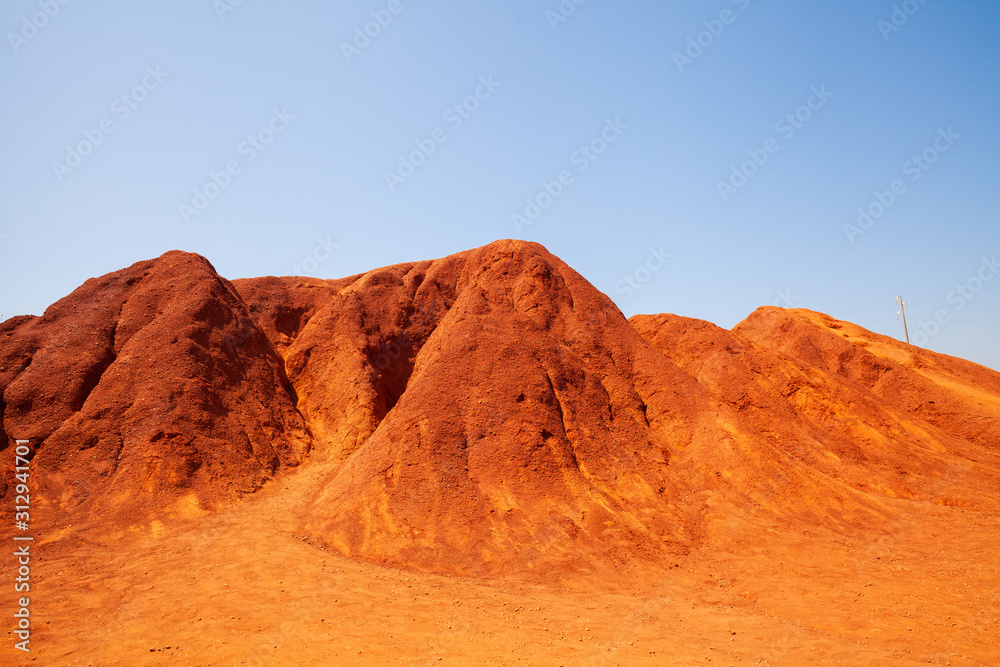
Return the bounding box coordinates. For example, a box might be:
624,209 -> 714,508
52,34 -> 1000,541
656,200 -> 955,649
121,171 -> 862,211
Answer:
3,456 -> 998,667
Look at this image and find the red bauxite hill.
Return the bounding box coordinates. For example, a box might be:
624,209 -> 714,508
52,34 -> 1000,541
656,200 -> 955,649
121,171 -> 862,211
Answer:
2,240 -> 998,571
1,240 -> 999,664
0,251 -> 311,521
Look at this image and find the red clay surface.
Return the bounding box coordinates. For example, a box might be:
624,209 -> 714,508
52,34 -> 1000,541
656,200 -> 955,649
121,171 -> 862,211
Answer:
2,240 -> 998,665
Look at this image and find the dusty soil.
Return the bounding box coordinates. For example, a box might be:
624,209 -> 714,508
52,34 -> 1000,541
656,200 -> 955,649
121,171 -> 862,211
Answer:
2,461 -> 997,665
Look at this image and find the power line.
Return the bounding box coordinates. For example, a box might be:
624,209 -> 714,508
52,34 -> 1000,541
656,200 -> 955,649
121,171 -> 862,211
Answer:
905,305 -> 1000,311
827,306 -> 894,313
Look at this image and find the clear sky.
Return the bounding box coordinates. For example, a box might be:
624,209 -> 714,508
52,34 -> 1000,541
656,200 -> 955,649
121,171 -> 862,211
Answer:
2,0 -> 998,370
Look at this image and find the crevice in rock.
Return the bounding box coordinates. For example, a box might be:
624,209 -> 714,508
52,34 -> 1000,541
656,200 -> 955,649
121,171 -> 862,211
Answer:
544,372 -> 568,438
366,333 -> 418,419
71,343 -> 117,413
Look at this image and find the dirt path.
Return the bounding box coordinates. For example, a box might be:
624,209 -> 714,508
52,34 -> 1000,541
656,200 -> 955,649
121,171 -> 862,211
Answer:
3,455 -> 997,666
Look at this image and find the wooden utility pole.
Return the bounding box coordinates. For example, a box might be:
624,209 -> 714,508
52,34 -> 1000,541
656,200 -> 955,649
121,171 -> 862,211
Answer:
895,295 -> 910,344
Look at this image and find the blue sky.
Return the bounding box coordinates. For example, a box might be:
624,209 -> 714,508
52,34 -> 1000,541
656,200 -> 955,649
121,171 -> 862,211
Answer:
2,0 -> 998,370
